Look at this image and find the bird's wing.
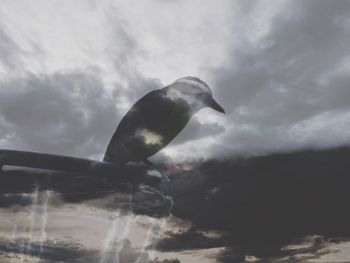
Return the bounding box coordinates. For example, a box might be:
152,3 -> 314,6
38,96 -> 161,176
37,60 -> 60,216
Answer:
117,89 -> 174,133
104,89 -> 175,162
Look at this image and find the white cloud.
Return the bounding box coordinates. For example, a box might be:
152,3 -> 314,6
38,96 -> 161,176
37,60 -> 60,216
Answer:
289,110 -> 350,148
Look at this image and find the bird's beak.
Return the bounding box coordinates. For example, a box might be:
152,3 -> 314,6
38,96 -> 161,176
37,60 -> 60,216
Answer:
206,97 -> 225,114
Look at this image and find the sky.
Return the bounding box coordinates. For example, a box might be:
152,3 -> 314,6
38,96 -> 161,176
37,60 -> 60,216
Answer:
1,0 -> 350,262
1,0 -> 350,162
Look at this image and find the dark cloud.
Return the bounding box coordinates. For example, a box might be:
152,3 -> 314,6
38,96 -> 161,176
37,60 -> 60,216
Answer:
150,258 -> 181,263
216,0 -> 350,116
2,145 -> 350,261
0,237 -> 158,263
158,231 -> 338,263
0,238 -> 100,263
215,235 -> 338,263
0,69 -> 119,159
155,146 -> 350,261
155,227 -> 228,252
210,0 -> 350,157
0,237 -> 179,263
0,166 -> 171,218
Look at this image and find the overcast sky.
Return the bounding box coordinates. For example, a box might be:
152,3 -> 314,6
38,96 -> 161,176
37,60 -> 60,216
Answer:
1,1 -> 350,262
1,0 -> 350,162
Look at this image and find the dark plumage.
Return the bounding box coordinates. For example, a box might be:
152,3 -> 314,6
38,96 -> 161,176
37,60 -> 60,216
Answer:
104,76 -> 225,165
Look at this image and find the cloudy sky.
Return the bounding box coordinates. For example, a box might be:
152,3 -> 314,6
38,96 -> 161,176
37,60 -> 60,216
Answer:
1,0 -> 349,162
1,0 -> 350,262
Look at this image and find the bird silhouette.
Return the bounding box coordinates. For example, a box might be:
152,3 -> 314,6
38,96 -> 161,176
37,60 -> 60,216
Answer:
104,76 -> 225,165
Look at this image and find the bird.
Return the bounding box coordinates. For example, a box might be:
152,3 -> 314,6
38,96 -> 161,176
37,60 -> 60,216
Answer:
103,76 -> 225,165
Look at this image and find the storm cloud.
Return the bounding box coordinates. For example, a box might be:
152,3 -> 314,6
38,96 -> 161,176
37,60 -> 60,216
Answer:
0,70 -> 118,159
208,0 -> 350,158
155,146 -> 350,262
1,0 -> 350,262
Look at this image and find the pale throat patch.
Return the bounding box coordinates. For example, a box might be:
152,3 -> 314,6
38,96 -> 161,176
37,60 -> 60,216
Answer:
137,129 -> 163,145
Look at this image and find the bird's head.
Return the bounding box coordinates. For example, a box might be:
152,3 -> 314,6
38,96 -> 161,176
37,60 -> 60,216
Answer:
166,76 -> 225,114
